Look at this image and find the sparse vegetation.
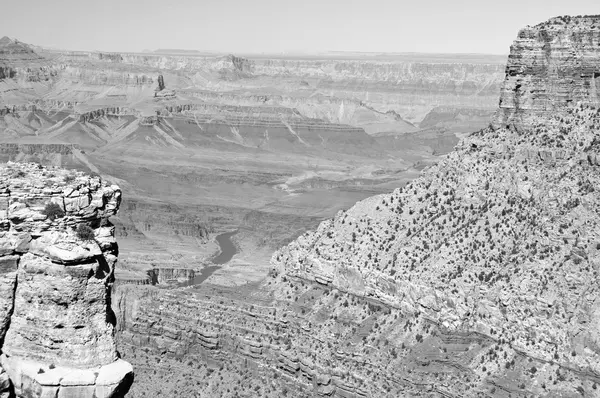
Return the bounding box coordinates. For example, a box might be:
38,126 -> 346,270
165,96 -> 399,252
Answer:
42,202 -> 65,221
76,224 -> 95,241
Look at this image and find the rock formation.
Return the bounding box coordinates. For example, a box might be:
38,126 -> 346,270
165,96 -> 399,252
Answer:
266,15 -> 600,396
0,37 -> 41,63
154,74 -> 176,98
12,14 -> 600,397
107,15 -> 600,398
0,37 -> 42,82
496,15 -> 600,127
0,162 -> 133,398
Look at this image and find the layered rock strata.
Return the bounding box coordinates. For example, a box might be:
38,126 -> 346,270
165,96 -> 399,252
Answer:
0,162 -> 132,398
93,14 -> 600,398
496,15 -> 600,127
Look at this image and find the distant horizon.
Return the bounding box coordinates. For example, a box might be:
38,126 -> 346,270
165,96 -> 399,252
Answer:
3,0 -> 599,55
41,45 -> 510,57
1,36 -> 511,56
10,37 -> 509,58
30,46 -> 510,64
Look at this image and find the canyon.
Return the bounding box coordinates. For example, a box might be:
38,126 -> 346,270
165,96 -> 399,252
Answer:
1,13 -> 599,398
113,15 -> 600,398
0,35 -> 506,288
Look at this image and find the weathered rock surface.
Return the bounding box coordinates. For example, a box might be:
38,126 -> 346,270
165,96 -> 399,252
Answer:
0,162 -> 132,397
496,15 -> 600,128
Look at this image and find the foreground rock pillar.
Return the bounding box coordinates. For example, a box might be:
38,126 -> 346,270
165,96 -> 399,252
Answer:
0,162 -> 133,398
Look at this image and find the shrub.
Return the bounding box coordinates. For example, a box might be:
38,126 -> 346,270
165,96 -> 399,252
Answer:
42,202 -> 65,221
63,174 -> 76,183
76,224 -> 95,241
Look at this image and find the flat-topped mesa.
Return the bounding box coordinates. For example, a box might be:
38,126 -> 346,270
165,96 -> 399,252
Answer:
0,162 -> 133,398
495,15 -> 600,128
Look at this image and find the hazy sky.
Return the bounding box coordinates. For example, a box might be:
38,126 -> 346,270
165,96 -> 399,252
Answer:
4,0 -> 599,54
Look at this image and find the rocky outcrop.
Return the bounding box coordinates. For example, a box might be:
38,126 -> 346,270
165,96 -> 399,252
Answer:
146,268 -> 195,285
77,107 -> 132,122
94,53 -> 124,63
0,37 -> 42,62
59,66 -> 154,86
0,105 -> 38,117
0,162 -> 133,397
0,66 -> 15,80
495,15 -> 600,127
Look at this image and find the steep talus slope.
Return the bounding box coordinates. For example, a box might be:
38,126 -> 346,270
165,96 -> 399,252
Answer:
0,163 -> 132,398
496,15 -> 600,127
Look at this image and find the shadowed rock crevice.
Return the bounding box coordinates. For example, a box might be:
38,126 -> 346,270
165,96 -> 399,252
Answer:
0,256 -> 18,351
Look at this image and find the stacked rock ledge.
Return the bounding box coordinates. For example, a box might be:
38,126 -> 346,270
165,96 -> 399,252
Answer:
495,15 -> 600,128
0,162 -> 132,398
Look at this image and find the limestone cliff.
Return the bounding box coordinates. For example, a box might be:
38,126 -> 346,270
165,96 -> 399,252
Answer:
496,15 -> 600,127
0,162 -> 132,398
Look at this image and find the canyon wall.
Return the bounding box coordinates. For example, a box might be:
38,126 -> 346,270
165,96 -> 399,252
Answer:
0,162 -> 132,398
266,16 -> 600,396
495,15 -> 600,127
49,50 -> 504,124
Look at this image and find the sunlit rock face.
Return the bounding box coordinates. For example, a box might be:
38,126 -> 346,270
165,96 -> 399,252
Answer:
0,162 -> 132,398
495,15 -> 600,128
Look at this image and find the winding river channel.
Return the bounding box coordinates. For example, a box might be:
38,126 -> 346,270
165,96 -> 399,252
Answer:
185,231 -> 238,286
210,231 -> 238,264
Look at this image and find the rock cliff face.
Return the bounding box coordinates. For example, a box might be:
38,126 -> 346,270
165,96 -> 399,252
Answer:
0,162 -> 132,398
266,16 -> 600,396
0,67 -> 15,81
59,66 -> 155,86
496,15 -> 600,127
